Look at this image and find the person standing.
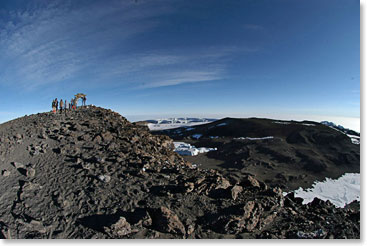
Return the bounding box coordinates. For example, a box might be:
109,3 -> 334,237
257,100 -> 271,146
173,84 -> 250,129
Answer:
60,99 -> 64,113
52,99 -> 55,113
55,98 -> 58,112
65,100 -> 69,111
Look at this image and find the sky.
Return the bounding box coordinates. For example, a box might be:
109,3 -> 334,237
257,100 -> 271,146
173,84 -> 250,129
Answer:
0,0 -> 360,131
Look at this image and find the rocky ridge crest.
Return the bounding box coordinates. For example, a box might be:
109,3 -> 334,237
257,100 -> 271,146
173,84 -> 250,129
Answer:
0,106 -> 359,239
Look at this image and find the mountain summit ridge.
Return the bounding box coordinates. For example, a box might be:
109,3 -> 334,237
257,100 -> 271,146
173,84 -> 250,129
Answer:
0,106 -> 360,238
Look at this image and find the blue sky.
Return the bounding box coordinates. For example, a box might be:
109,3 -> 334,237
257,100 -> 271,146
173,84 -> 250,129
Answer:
0,0 -> 360,130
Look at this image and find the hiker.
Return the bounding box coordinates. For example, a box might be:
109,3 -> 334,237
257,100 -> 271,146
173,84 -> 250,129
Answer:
73,98 -> 77,109
65,100 -> 69,111
69,99 -> 73,110
82,96 -> 86,106
55,98 -> 58,112
60,99 -> 64,113
51,99 -> 56,113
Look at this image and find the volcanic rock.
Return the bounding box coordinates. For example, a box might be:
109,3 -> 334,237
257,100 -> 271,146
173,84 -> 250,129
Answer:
0,106 -> 360,239
151,207 -> 186,235
155,118 -> 360,191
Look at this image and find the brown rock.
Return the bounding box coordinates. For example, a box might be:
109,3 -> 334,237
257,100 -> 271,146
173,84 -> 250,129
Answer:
241,175 -> 260,188
1,170 -> 10,176
152,207 -> 186,235
195,177 -> 206,185
184,182 -> 195,193
262,212 -> 277,227
215,176 -> 231,189
243,201 -> 256,219
93,135 -> 102,143
26,168 -> 36,177
245,214 -> 259,232
136,210 -> 152,227
231,185 -> 243,200
104,217 -> 132,237
101,131 -> 114,142
12,162 -> 24,169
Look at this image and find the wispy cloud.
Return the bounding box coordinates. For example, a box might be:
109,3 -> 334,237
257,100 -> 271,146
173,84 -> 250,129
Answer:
95,46 -> 237,88
0,1 -> 172,88
138,70 -> 224,88
0,1 -> 254,90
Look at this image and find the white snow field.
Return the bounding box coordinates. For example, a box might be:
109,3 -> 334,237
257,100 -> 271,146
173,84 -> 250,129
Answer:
301,123 -> 316,126
273,121 -> 291,125
273,121 -> 315,126
347,134 -> 360,145
235,136 -> 274,140
173,142 -> 217,156
290,173 -> 360,208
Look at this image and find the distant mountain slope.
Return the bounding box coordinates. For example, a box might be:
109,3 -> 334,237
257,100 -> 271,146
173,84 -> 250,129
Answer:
154,118 -> 360,191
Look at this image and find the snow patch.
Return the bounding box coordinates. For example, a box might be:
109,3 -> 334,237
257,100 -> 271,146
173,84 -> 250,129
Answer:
273,121 -> 315,126
235,136 -> 274,140
302,123 -> 315,126
289,173 -> 360,208
173,142 -> 217,156
216,123 -> 227,127
273,121 -> 291,125
192,134 -> 203,139
350,138 -> 360,145
347,134 -> 360,145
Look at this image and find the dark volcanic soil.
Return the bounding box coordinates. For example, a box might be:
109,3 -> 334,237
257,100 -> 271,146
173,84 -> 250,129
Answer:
0,107 -> 360,239
154,118 -> 360,191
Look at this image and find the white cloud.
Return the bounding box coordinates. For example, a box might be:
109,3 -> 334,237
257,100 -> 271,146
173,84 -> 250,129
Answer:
139,70 -> 224,88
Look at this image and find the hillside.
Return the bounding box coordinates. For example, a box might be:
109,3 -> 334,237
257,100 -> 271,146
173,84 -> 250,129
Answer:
0,107 -> 359,239
153,118 -> 360,191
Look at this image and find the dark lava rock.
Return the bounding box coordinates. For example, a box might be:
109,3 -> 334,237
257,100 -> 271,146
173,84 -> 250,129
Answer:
0,106 -> 360,239
155,117 -> 359,192
150,207 -> 186,235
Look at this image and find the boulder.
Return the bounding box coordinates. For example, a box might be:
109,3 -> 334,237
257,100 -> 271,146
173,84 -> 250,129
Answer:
104,217 -> 132,237
241,175 -> 260,188
231,185 -> 243,200
151,207 -> 186,235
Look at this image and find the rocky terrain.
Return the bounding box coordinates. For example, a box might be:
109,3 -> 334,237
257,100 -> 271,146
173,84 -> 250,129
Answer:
154,118 -> 360,191
0,107 -> 360,239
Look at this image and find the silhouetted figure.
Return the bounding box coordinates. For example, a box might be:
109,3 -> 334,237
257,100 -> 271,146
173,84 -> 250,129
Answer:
52,99 -> 56,113
55,98 -> 58,112
65,100 -> 69,112
60,99 -> 64,113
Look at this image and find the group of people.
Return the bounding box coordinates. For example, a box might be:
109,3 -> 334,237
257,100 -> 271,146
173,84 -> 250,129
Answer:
52,96 -> 87,113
